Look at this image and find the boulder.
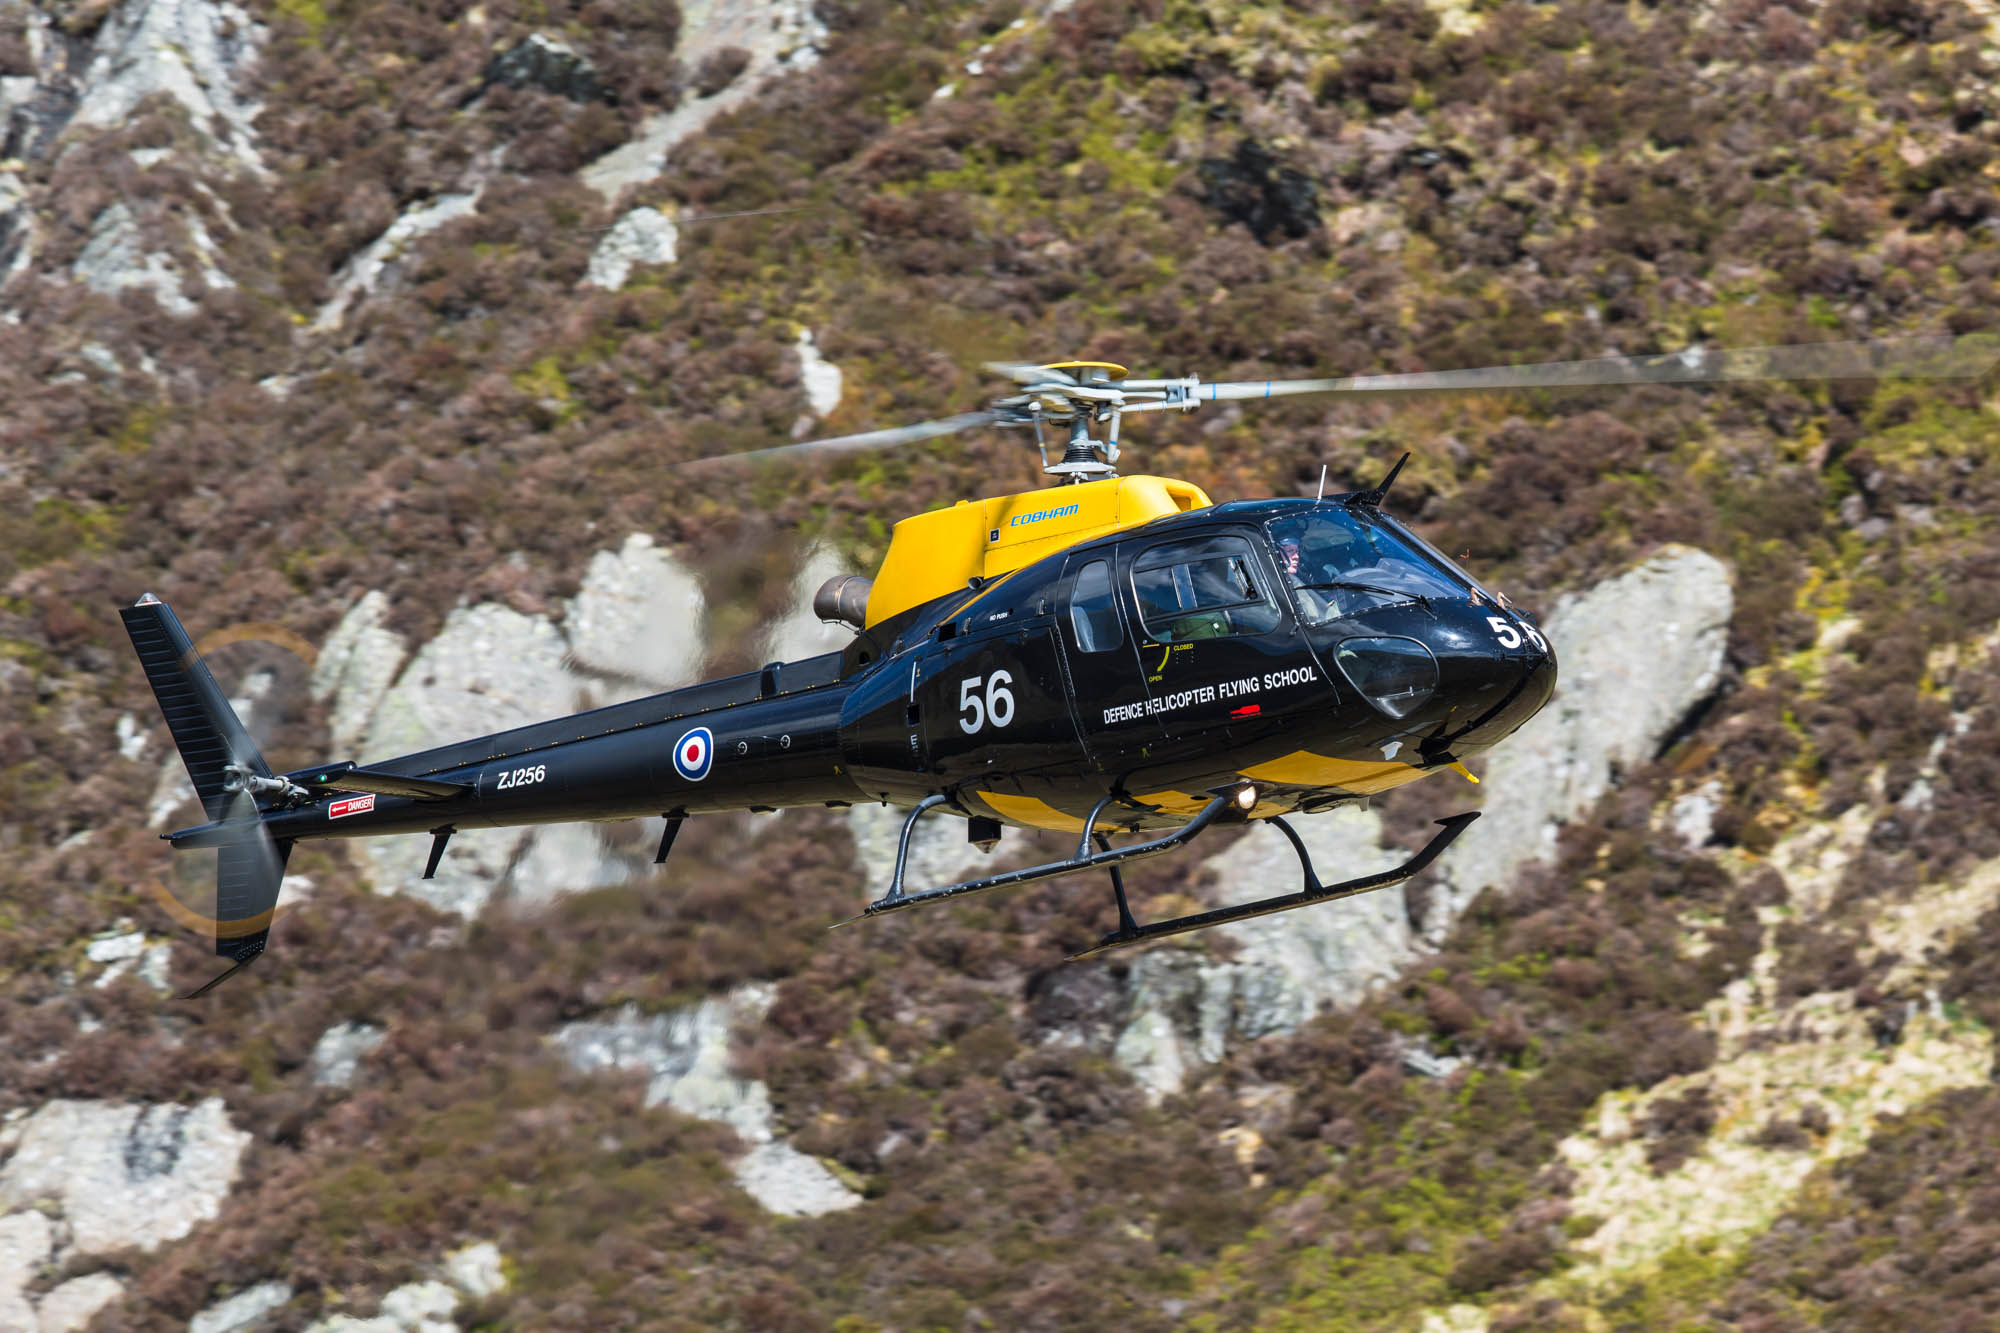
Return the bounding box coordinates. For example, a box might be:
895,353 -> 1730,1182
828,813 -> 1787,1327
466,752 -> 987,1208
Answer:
190,1280 -> 294,1333
35,1272 -> 125,1332
0,1210 -> 51,1331
758,545 -> 858,665
441,1242 -> 504,1301
482,33 -> 602,103
846,800 -> 994,900
0,1098 -> 251,1257
310,591 -> 408,758
1114,806 -> 1416,1101
357,601 -> 577,917
315,534 -> 708,918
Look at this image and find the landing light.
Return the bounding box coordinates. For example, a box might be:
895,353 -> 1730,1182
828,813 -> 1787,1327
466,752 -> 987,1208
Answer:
1234,784 -> 1258,811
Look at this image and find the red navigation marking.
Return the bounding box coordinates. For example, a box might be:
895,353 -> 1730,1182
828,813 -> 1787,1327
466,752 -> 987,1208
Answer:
1229,704 -> 1262,718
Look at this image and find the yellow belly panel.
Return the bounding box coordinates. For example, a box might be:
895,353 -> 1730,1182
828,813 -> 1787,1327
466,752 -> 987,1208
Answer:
975,790 -> 1089,833
1241,751 -> 1428,795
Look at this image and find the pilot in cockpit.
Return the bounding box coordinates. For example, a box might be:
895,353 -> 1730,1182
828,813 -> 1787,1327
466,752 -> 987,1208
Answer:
1269,509 -> 1464,624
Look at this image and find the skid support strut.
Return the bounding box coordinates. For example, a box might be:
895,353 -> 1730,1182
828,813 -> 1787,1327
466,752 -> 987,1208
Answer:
833,793 -> 1233,928
1068,811 -> 1480,960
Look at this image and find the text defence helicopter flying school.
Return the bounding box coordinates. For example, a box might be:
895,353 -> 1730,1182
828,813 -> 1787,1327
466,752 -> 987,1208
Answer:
124,337 -> 1994,993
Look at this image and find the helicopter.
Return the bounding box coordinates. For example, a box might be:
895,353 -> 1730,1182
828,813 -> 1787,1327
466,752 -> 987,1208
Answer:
124,336 -> 1995,994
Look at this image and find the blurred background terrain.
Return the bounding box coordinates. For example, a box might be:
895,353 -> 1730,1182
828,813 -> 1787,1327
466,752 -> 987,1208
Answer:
3,0 -> 2000,1328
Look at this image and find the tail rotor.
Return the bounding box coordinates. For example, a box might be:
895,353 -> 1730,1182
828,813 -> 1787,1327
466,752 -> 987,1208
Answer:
120,594 -> 299,994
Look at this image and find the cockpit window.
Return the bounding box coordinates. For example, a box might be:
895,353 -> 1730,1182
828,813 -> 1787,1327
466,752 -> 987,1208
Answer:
1266,507 -> 1475,625
1130,535 -> 1282,641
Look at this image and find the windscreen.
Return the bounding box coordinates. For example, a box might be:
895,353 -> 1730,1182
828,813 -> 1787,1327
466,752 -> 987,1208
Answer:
1266,507 -> 1479,624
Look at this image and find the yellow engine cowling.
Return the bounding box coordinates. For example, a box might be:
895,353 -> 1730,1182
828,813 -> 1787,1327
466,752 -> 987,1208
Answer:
864,475 -> 1212,629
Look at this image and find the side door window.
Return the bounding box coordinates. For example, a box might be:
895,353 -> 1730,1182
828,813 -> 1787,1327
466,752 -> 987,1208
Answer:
1068,559 -> 1124,653
1056,549 -> 1165,769
1130,536 -> 1281,642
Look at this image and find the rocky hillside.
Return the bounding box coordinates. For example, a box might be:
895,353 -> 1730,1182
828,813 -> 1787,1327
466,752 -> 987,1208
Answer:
3,0 -> 2000,1328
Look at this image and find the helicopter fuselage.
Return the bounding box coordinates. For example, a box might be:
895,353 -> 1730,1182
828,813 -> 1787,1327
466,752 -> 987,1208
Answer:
172,496 -> 1555,857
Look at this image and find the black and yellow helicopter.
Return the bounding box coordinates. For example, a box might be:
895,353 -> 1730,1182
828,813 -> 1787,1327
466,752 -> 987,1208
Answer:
124,337 -> 1993,993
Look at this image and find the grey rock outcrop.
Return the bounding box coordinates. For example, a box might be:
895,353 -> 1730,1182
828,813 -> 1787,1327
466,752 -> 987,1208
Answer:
441,1242 -> 504,1301
759,545 -> 858,665
313,192 -> 480,331
1114,806 -> 1414,1101
356,601 -> 580,917
311,591 -> 407,757
85,925 -> 172,991
552,988 -> 864,1217
581,206 -> 678,291
190,1280 -> 294,1333
309,1021 -> 386,1088
581,0 -> 826,197
1112,545 -> 1735,1096
72,201 -> 195,315
564,532 -> 706,694
795,329 -> 842,417
313,534 -> 709,919
0,1098 -> 251,1257
553,988 -> 777,1141
1420,545 -> 1733,932
0,1 -> 79,164
71,0 -> 267,171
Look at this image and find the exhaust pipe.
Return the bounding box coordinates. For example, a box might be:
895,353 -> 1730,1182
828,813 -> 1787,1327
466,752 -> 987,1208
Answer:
813,574 -> 871,631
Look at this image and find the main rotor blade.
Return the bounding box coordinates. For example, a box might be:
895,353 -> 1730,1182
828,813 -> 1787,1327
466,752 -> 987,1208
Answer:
984,361 -> 1077,386
1200,334 -> 2000,401
684,410 -> 1002,468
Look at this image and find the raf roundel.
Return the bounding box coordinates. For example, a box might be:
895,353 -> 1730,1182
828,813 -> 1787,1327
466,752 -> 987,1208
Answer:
673,726 -> 714,781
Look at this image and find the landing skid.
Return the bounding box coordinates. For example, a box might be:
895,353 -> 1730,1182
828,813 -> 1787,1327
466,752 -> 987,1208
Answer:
832,791 -> 1235,929
1068,811 -> 1479,959
834,792 -> 1478,961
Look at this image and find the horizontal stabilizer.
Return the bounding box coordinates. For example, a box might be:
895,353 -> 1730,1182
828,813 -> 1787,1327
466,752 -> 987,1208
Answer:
292,763 -> 473,802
